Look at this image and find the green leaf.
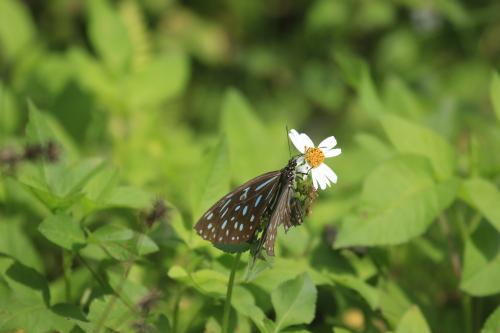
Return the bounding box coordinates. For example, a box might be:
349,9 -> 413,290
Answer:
87,0 -> 132,72
381,114 -> 456,180
395,306 -> 431,333
0,216 -> 43,271
328,273 -> 379,310
167,265 -> 228,297
221,89 -> 286,182
460,222 -> 500,296
335,156 -> 459,247
125,53 -> 190,108
25,101 -> 78,159
0,260 -> 78,333
232,286 -> 266,331
106,185 -> 153,209
481,306 -> 500,333
81,164 -> 119,213
191,136 -> 230,223
0,82 -> 20,139
81,295 -> 138,332
271,273 -> 317,332
378,279 -> 412,327
490,72 -> 500,123
38,214 -> 86,251
88,224 -> 158,260
0,0 -> 35,61
460,178 -> 500,232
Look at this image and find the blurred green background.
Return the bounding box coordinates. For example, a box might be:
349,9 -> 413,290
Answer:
1,0 -> 500,332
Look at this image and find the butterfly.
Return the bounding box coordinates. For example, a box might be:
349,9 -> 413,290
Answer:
194,156 -> 305,257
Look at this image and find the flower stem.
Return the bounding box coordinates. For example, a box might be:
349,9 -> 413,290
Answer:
222,252 -> 242,333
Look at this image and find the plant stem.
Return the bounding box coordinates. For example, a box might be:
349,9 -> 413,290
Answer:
172,287 -> 185,333
462,294 -> 473,333
438,214 -> 461,279
63,251 -> 73,302
222,252 -> 242,333
93,261 -> 134,333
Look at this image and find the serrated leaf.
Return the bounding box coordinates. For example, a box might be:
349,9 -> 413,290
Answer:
80,295 -> 137,332
271,273 -> 317,331
89,224 -> 158,261
167,265 -> 228,296
81,165 -> 119,212
38,214 -> 86,251
481,306 -> 500,333
460,222 -> 500,296
381,114 -> 456,180
460,178 -> 500,232
336,156 -> 458,247
0,260 -> 78,333
395,306 -> 431,333
87,0 -> 132,73
490,72 -> 500,123
191,136 -> 230,223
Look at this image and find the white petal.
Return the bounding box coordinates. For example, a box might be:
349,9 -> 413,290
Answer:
318,136 -> 337,150
312,168 -> 328,190
288,129 -> 305,153
318,163 -> 338,184
311,171 -> 319,189
299,133 -> 315,149
323,148 -> 342,158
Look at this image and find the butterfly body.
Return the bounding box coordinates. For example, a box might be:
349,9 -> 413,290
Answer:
194,156 -> 303,256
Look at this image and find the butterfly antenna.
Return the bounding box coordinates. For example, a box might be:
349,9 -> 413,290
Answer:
285,125 -> 292,158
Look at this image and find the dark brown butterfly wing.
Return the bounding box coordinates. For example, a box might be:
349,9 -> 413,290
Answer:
195,170 -> 282,244
263,185 -> 294,256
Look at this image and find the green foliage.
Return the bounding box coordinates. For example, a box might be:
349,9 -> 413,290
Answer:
1,1 -> 499,332
271,273 -> 317,332
395,306 -> 431,333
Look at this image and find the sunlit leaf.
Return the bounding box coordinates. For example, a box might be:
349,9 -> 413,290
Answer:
395,305 -> 431,333
381,114 -> 456,180
481,306 -> 500,333
0,0 -> 35,60
271,273 -> 317,331
88,224 -> 159,261
461,178 -> 500,232
328,273 -> 379,310
38,214 -> 86,251
460,222 -> 500,296
87,0 -> 132,73
0,217 -> 43,271
221,89 -> 286,182
125,53 -> 190,108
191,136 -> 230,223
336,156 -> 458,247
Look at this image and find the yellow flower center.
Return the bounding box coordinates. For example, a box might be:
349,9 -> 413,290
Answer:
304,147 -> 324,168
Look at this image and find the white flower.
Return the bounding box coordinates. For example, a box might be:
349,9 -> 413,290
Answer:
288,129 -> 341,190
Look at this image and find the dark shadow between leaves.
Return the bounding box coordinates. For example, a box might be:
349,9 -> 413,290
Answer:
6,261 -> 50,306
